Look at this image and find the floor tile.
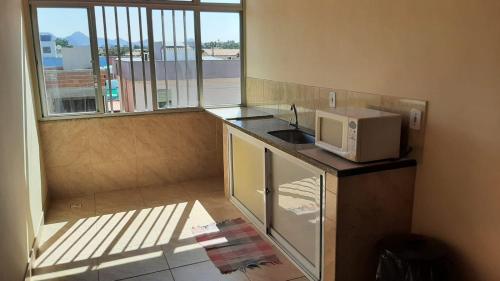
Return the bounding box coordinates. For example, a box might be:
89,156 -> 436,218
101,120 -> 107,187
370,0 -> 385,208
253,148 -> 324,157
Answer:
37,220 -> 80,257
182,177 -> 225,198
201,202 -> 243,222
97,248 -> 169,281
171,261 -> 249,281
36,217 -> 106,267
244,247 -> 304,281
39,177 -> 305,281
122,270 -> 174,281
46,196 -> 95,223
163,237 -> 209,268
139,184 -> 192,207
32,260 -> 98,281
95,189 -> 144,215
166,199 -> 237,241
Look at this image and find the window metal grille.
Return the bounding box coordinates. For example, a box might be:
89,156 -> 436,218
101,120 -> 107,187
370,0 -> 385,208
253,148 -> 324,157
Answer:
29,0 -> 245,119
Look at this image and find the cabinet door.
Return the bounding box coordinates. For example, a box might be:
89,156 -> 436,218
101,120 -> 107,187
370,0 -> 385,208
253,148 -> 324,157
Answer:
267,148 -> 323,280
231,133 -> 265,224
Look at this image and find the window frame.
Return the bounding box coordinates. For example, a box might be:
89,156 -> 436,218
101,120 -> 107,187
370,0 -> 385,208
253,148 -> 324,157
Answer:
29,0 -> 245,120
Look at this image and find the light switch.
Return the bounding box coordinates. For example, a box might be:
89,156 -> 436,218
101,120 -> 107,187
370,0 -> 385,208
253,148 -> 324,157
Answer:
329,92 -> 336,108
409,109 -> 422,130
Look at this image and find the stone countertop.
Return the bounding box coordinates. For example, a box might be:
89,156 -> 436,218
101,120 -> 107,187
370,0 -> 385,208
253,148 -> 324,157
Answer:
205,107 -> 273,120
207,107 -> 417,177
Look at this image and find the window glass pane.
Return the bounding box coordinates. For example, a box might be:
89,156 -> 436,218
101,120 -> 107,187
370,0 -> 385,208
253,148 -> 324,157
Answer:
152,9 -> 198,109
37,8 -> 97,115
95,6 -> 152,113
201,12 -> 241,106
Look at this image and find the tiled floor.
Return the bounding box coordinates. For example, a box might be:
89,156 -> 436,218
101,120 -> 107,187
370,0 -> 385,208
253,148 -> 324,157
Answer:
33,177 -> 307,281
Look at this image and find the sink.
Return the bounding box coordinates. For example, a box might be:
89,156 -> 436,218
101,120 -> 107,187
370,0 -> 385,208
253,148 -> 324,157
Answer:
268,129 -> 315,144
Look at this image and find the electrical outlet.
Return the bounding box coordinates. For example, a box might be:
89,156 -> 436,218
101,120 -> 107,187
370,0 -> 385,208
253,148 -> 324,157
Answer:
409,109 -> 422,130
329,91 -> 336,108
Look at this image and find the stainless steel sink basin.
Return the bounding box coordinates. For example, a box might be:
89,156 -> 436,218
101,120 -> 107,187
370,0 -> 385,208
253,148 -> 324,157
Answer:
268,129 -> 315,144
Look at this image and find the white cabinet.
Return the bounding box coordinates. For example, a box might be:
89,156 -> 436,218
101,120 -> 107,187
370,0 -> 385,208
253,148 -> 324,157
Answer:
266,147 -> 324,280
225,124 -> 416,281
230,131 -> 266,225
227,126 -> 324,281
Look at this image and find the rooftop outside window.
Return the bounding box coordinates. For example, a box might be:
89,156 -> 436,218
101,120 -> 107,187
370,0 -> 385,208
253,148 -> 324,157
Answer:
31,0 -> 244,118
201,12 -> 242,106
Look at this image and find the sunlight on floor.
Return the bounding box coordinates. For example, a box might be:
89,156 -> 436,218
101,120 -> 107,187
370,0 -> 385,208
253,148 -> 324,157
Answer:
97,250 -> 165,269
32,265 -> 92,281
36,200 -> 217,268
31,177 -> 306,281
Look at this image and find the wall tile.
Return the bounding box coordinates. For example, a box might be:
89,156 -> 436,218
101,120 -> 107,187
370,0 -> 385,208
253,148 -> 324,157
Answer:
92,158 -> 138,192
40,119 -> 91,168
246,77 -> 263,105
377,96 -> 428,161
297,84 -> 319,130
45,163 -> 95,198
267,80 -> 284,105
137,156 -> 178,188
277,82 -> 300,123
133,115 -> 180,158
258,79 -> 283,115
347,90 -> 382,108
215,120 -> 224,175
175,112 -> 218,154
88,117 -> 137,164
41,112 -> 221,199
246,77 -> 428,162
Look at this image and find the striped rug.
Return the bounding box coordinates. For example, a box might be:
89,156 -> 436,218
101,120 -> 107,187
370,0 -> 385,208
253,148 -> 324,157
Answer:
192,218 -> 281,274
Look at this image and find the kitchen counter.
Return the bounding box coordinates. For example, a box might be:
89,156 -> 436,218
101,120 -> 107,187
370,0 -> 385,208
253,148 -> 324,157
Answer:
206,107 -> 273,120
207,107 -> 417,177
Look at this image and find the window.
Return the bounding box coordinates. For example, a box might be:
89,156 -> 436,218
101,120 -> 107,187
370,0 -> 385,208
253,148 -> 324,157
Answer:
36,8 -> 98,115
201,12 -> 241,106
94,6 -> 152,113
151,9 -> 198,109
31,1 -> 244,118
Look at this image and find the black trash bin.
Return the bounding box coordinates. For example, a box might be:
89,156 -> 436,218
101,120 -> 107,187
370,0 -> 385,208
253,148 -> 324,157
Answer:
376,234 -> 450,281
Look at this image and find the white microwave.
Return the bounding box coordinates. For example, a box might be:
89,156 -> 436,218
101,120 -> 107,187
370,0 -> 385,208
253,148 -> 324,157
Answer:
315,108 -> 402,162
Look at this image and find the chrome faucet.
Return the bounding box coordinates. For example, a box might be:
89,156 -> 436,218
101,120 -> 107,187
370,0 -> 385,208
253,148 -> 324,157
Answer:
289,104 -> 299,129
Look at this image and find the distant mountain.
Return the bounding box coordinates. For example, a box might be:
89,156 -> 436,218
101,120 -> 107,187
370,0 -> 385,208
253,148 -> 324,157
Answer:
63,31 -> 150,48
66,32 -> 129,48
65,32 -> 90,47
97,38 -> 130,48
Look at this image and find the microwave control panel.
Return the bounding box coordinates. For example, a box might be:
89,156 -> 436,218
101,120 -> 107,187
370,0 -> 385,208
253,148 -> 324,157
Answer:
347,120 -> 358,160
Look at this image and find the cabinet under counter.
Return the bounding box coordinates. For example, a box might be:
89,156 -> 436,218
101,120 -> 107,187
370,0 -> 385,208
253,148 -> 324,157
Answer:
221,121 -> 416,281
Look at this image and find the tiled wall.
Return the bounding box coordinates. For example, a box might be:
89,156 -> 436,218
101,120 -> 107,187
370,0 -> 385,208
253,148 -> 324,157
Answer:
39,111 -> 223,199
246,77 -> 428,162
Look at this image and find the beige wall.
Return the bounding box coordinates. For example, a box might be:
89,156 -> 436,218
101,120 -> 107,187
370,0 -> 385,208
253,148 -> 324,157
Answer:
25,32 -> 47,246
0,0 -> 45,280
246,0 -> 500,280
39,111 -> 223,198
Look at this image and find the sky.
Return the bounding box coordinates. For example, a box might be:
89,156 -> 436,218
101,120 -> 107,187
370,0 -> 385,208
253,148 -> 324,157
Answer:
37,7 -> 240,44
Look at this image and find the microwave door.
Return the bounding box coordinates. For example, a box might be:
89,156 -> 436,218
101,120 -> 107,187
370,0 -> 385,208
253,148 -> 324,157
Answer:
316,113 -> 349,155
